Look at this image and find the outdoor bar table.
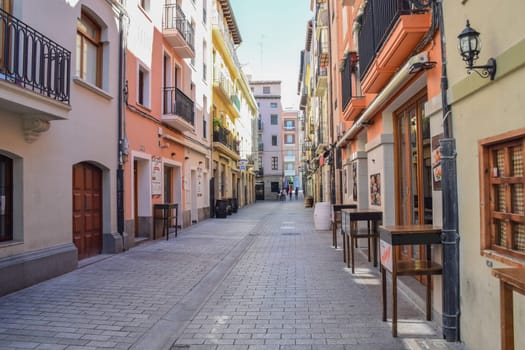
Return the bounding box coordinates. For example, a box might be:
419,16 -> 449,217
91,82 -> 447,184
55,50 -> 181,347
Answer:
491,267 -> 525,350
331,204 -> 357,249
379,224 -> 442,337
341,208 -> 383,273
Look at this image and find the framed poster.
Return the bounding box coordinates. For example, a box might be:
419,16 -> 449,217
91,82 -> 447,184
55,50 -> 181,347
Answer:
370,173 -> 381,206
431,133 -> 443,191
151,156 -> 162,196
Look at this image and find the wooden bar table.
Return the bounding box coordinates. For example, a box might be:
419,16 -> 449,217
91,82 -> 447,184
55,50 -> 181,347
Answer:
379,225 -> 442,337
341,208 -> 382,273
491,267 -> 525,350
331,204 -> 357,249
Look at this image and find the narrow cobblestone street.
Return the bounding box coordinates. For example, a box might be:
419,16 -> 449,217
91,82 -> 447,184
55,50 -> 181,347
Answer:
0,201 -> 465,350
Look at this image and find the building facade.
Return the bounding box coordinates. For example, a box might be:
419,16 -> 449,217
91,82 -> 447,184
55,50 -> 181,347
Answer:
443,1 -> 525,349
124,0 -> 211,242
0,0 -> 124,295
210,0 -> 256,216
252,81 -> 283,200
282,109 -> 302,195
303,0 -> 525,348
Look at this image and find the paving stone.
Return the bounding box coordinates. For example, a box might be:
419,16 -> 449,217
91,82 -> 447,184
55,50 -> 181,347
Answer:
0,202 -> 465,350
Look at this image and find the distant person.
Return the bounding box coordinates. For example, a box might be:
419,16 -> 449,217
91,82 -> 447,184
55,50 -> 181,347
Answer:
289,187 -> 292,200
280,189 -> 286,202
295,187 -> 299,200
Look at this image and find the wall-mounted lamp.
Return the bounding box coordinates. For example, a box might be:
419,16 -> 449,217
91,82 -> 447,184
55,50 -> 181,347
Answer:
457,20 -> 496,80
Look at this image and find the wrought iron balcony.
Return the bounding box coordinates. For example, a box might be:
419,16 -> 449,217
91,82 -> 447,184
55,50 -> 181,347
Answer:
162,87 -> 194,132
163,3 -> 195,58
341,54 -> 353,110
213,125 -> 239,155
0,8 -> 70,104
358,0 -> 430,80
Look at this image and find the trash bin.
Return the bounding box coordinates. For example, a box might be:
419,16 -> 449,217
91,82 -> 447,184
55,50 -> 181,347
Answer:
232,197 -> 238,213
215,200 -> 228,218
227,198 -> 233,215
304,195 -> 313,208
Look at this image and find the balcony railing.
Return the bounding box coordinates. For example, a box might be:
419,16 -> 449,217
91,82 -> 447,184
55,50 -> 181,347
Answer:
163,87 -> 194,125
163,3 -> 195,52
358,0 -> 428,79
213,125 -> 239,154
0,8 -> 71,103
341,54 -> 353,110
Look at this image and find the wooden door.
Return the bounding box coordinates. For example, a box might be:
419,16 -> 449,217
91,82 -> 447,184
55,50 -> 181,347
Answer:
394,92 -> 433,264
73,163 -> 102,259
0,154 -> 12,242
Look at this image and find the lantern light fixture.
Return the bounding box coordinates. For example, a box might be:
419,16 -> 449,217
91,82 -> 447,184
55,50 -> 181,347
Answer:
457,20 -> 496,80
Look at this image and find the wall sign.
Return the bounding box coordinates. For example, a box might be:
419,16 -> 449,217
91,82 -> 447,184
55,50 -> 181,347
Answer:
151,156 -> 162,196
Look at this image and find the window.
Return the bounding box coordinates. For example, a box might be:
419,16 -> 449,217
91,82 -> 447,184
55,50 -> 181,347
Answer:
286,150 -> 294,157
479,129 -> 525,263
76,11 -> 102,87
272,157 -> 279,170
285,134 -> 295,144
284,120 -> 295,129
203,40 -> 207,81
137,65 -> 150,107
0,154 -> 12,242
285,162 -> 294,170
272,135 -> 277,146
270,102 -> 278,108
202,0 -> 207,24
271,114 -> 278,125
263,86 -> 270,94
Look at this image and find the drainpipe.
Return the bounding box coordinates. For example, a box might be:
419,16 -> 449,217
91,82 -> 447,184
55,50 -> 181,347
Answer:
108,0 -> 129,251
435,0 -> 460,342
327,0 -> 336,205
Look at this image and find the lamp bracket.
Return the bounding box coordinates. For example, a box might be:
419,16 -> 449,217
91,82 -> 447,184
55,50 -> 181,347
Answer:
467,58 -> 497,80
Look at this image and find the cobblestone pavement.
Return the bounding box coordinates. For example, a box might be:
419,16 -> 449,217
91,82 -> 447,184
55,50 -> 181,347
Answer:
0,200 -> 466,350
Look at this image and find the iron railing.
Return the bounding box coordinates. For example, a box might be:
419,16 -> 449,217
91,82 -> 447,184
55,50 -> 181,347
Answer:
341,53 -> 353,110
163,87 -> 195,125
163,3 -> 195,51
213,125 -> 239,154
0,8 -> 70,103
358,0 -> 428,79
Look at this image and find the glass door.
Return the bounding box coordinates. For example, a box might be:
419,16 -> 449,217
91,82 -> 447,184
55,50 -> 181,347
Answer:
395,92 -> 433,265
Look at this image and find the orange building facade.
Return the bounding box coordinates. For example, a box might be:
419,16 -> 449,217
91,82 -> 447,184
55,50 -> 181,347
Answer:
304,0 -> 449,338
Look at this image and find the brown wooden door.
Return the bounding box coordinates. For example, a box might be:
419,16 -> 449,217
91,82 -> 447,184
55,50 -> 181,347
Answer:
73,163 -> 102,259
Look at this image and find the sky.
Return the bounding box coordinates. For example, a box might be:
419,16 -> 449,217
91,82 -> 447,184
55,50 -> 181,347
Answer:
229,0 -> 313,109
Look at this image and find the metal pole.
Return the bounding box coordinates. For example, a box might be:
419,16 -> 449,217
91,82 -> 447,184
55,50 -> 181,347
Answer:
435,0 -> 460,342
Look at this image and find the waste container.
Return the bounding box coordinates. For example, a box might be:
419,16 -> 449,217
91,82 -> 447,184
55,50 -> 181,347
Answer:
304,195 -> 313,208
226,198 -> 233,215
215,200 -> 228,218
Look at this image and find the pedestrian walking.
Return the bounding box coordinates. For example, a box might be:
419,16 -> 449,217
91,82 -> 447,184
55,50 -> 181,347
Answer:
288,187 -> 292,200
295,187 -> 299,200
280,189 -> 286,202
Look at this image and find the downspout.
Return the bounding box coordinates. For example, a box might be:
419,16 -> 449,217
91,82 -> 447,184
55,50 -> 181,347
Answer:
327,0 -> 336,205
435,0 -> 460,342
108,0 -> 129,251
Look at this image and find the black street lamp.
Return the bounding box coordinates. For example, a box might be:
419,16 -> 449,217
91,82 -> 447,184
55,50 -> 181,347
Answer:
457,20 -> 496,80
